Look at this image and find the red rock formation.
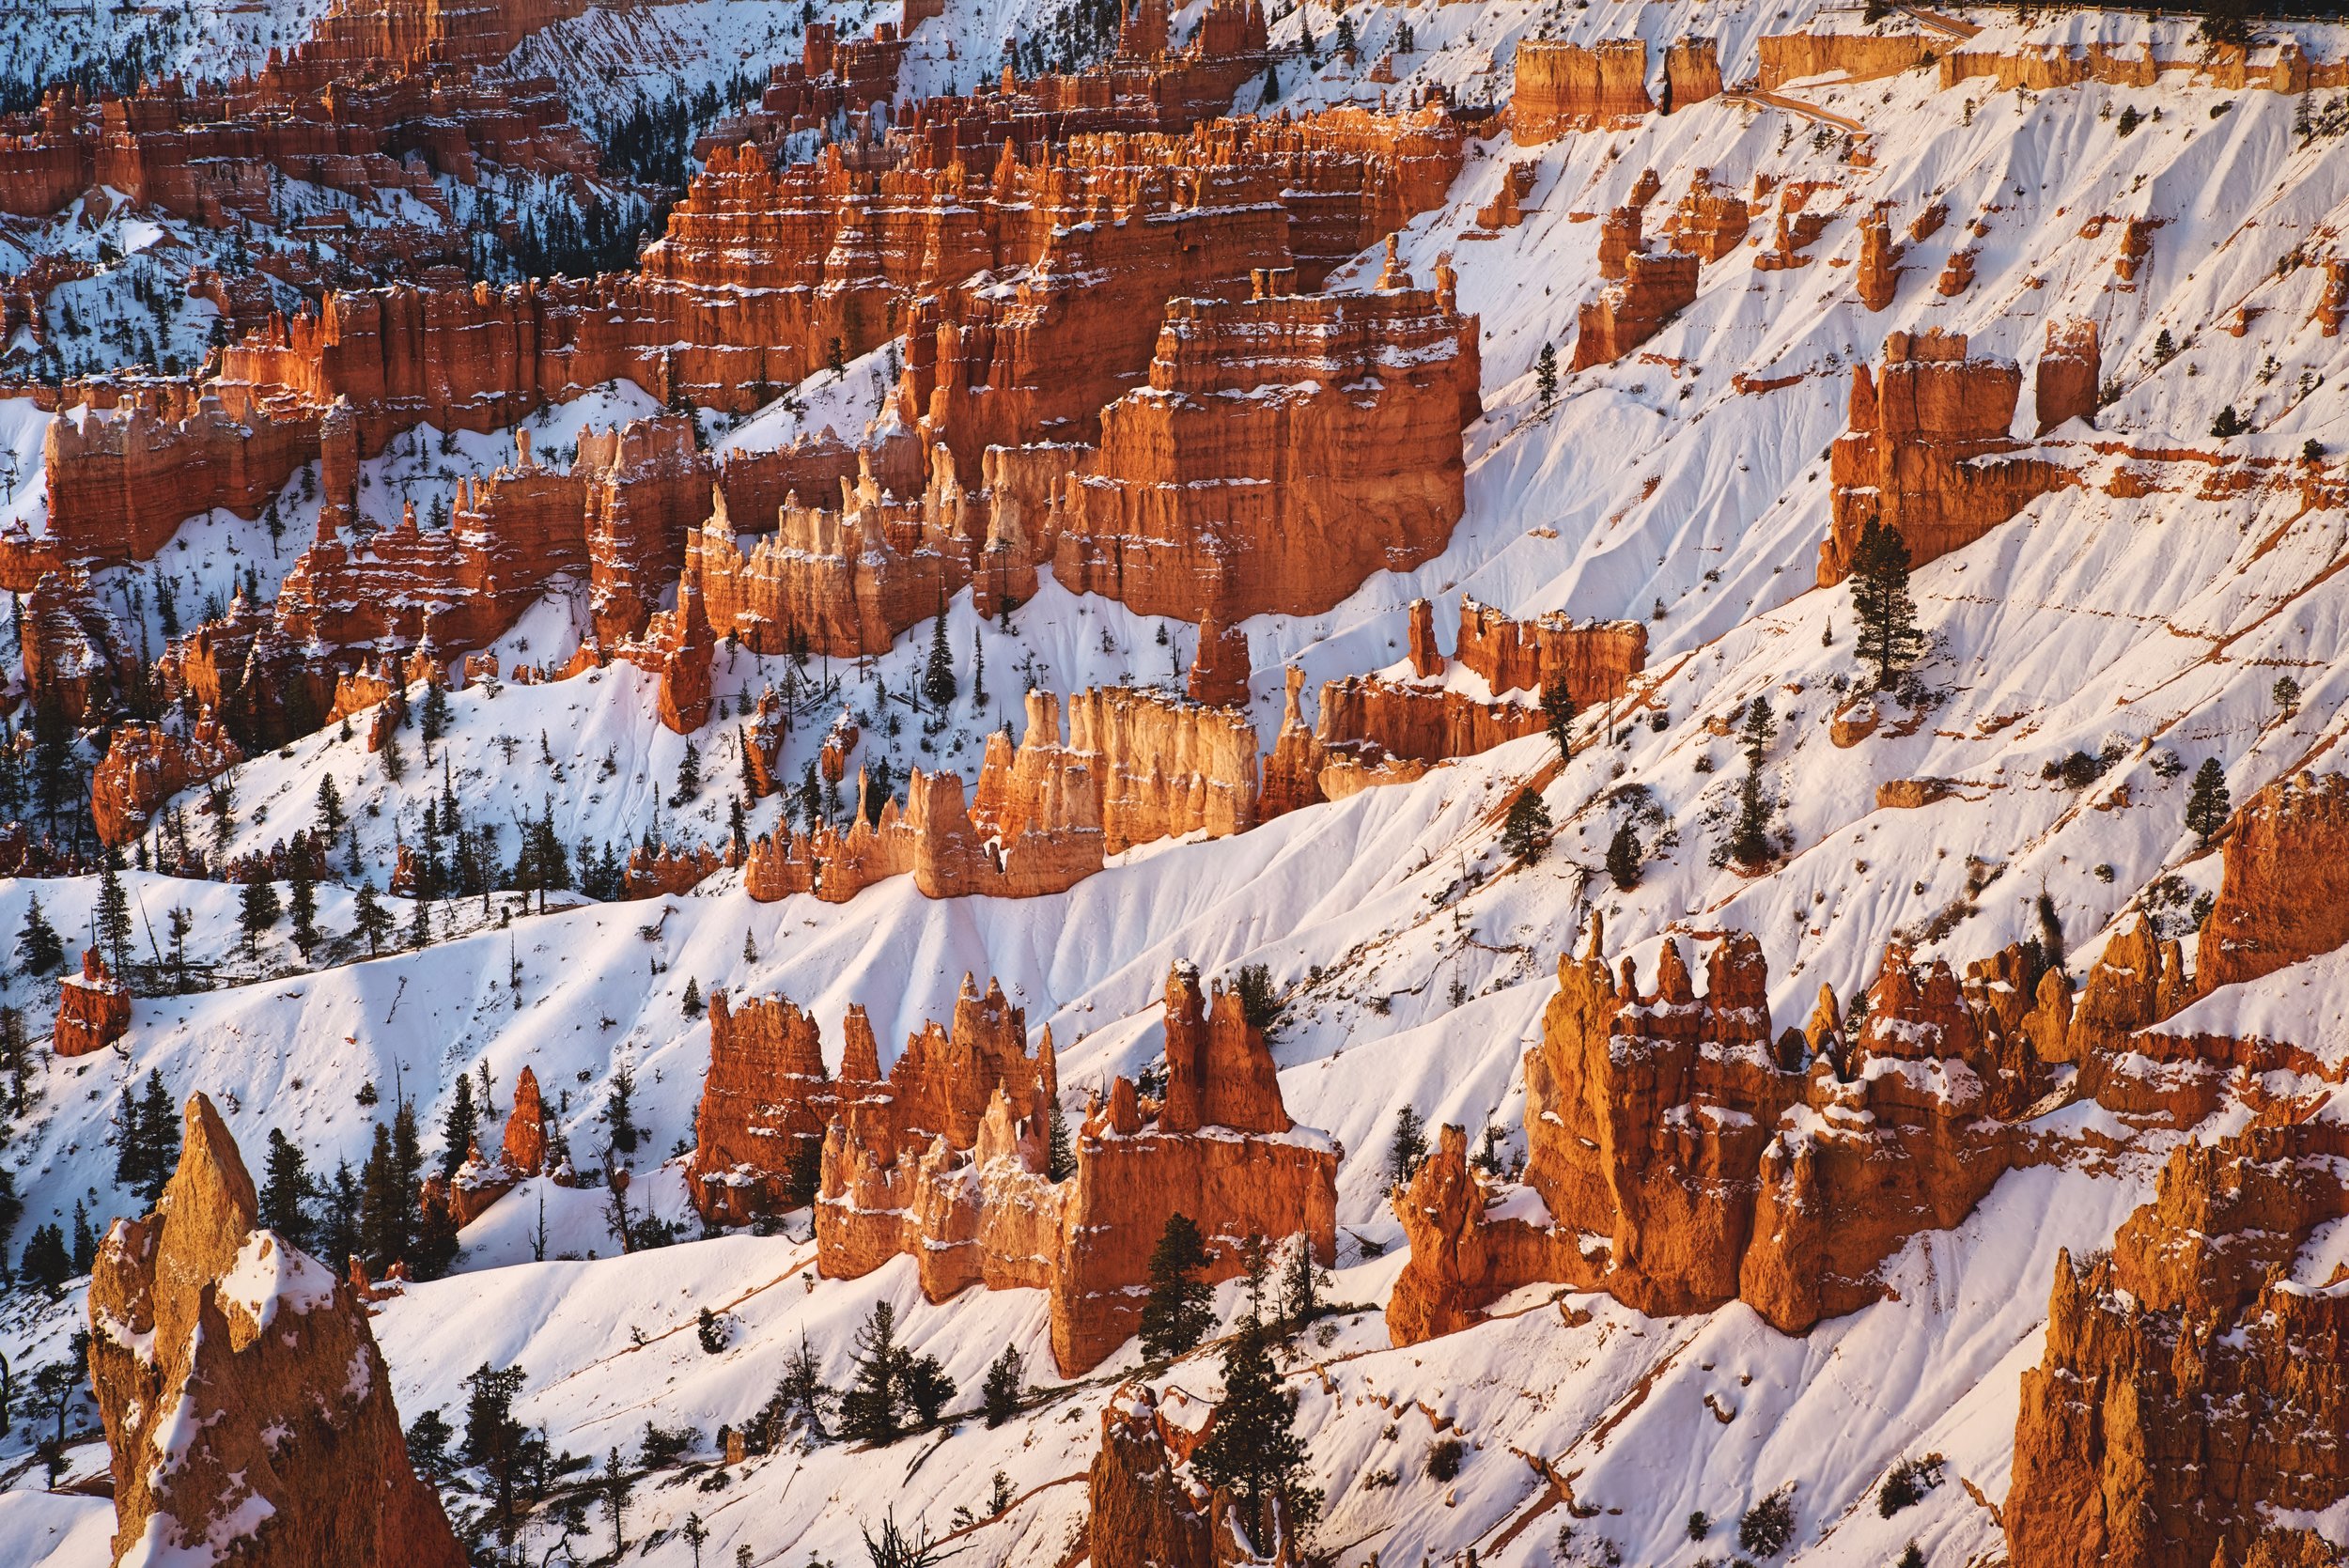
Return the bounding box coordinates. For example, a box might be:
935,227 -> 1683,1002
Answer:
1450,597 -> 1647,703
973,687 -> 1259,857
2007,1117 -> 2349,1568
1090,1388 -> 1217,1568
1407,598 -> 1444,678
2035,318 -> 2100,434
1661,169 -> 1749,262
623,840 -> 725,897
1053,264 -> 1479,625
1569,247 -> 1697,370
1819,330 -> 2071,584
1754,182 -> 1834,271
2199,769 -> 2349,992
2319,258 -> 2347,336
1513,39 -> 1654,141
1664,37 -> 1722,111
1390,921 -> 2046,1343
54,948 -> 132,1058
1855,204 -> 1901,311
1595,204 -> 1642,281
1758,28 -> 1937,90
21,567 -> 129,718
1935,247 -> 1977,297
687,990 -> 840,1224
816,963 -> 1336,1374
503,1065 -> 550,1177
87,1093 -> 463,1568
1186,616 -> 1251,707
90,716 -> 242,847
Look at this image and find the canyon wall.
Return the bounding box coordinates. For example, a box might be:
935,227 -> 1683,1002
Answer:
2197,769 -> 2349,992
1513,39 -> 1654,142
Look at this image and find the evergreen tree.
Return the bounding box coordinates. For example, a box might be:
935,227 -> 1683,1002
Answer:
1607,822 -> 1642,890
922,610 -> 957,708
316,773 -> 346,836
1045,1097 -> 1076,1182
407,888 -> 433,951
1190,1315 -> 1315,1552
900,1352 -> 955,1427
2036,890 -> 2068,976
765,1335 -> 833,1442
357,1121 -> 412,1270
15,894 -> 62,976
839,1299 -> 905,1444
260,1127 -> 319,1250
380,732 -> 406,783
1540,676 -> 1575,762
673,739 -> 702,804
352,877 -> 391,955
1728,696 -> 1778,868
95,860 -> 133,979
288,860 -> 319,958
2186,757 -> 2232,847
980,1344 -> 1024,1428
1388,1106 -> 1427,1188
411,1185 -> 460,1281
1281,1236 -> 1326,1330
238,876 -> 281,957
600,1448 -> 632,1558
20,1222 -> 69,1290
1139,1213 -> 1215,1362
681,977 -> 704,1018
70,1201 -> 95,1272
319,1158 -> 362,1265
0,1004 -> 28,1115
607,1064 -> 639,1156
1849,519 -> 1925,691
1500,787 -> 1551,863
971,628 -> 988,707
1535,341 -> 1559,408
139,1070 -> 177,1202
462,1363 -> 532,1552
440,1074 -> 479,1180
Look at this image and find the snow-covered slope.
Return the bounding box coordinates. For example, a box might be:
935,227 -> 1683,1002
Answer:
8,2 -> 2349,1563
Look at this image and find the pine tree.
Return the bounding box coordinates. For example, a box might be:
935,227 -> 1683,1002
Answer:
971,628 -> 987,707
288,860 -> 319,958
21,1222 -> 69,1290
320,1158 -> 362,1265
1540,676 -> 1575,761
440,1075 -> 479,1180
1388,1106 -> 1427,1188
16,894 -> 62,976
980,1344 -> 1024,1428
1728,696 -> 1777,868
238,876 -> 281,957
408,889 -> 433,951
607,1064 -> 639,1156
922,610 -> 957,708
317,773 -> 346,836
1500,787 -> 1551,863
1607,822 -> 1642,890
380,732 -> 405,783
766,1335 -> 833,1442
352,877 -> 390,955
0,1005 -> 27,1114
95,860 -> 133,979
2186,757 -> 2232,847
1535,341 -> 1559,408
839,1299 -> 905,1444
1045,1097 -> 1076,1182
673,739 -> 702,804
1139,1213 -> 1215,1362
358,1121 -> 412,1270
1849,520 -> 1925,691
412,1184 -> 460,1281
260,1127 -> 319,1250
2036,890 -> 2068,976
1190,1315 -> 1316,1553
70,1201 -> 95,1272
1281,1236 -> 1326,1330
681,977 -> 704,1018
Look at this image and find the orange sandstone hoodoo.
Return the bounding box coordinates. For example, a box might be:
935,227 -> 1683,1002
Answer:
808,963 -> 1338,1375
87,1094 -> 464,1568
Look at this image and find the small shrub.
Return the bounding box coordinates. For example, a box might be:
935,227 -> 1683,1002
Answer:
1424,1436 -> 1465,1482
1739,1483 -> 1797,1558
1687,1509 -> 1711,1540
1229,963 -> 1283,1033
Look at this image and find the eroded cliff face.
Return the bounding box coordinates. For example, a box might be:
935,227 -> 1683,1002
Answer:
1513,39 -> 1655,141
87,1093 -> 463,1568
90,716 -> 241,847
54,947 -> 132,1058
810,963 -> 1337,1375
1819,329 -> 2072,583
686,990 -> 839,1224
1391,920 -> 2054,1343
1053,261 -> 1479,625
2006,1118 -> 2349,1568
2198,769 -> 2349,991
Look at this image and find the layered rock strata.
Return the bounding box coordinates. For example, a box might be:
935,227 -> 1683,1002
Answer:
1513,39 -> 1655,141
54,948 -> 132,1058
1819,330 -> 2070,583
